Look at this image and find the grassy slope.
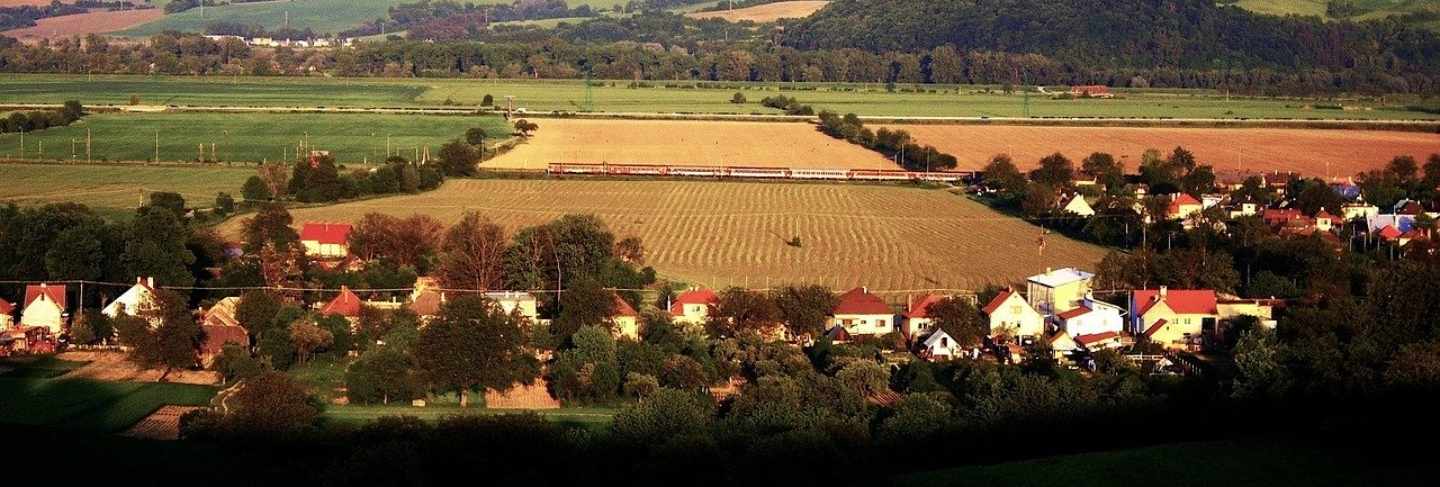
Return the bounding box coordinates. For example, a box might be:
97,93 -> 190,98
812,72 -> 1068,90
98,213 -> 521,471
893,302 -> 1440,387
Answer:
894,438 -> 1424,487
0,162 -> 255,218
3,74 -> 1436,119
1231,0 -> 1440,30
0,358 -> 217,433
0,112 -> 512,165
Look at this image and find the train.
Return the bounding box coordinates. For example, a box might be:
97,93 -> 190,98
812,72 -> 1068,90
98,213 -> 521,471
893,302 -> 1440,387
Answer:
546,163 -> 975,183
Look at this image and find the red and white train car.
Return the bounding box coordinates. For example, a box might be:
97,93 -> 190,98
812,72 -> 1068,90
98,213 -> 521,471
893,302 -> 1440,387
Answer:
545,163 -> 973,183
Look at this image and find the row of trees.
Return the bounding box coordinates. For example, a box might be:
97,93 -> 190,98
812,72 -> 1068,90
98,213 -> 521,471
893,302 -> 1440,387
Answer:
0,100 -> 84,134
816,111 -> 957,172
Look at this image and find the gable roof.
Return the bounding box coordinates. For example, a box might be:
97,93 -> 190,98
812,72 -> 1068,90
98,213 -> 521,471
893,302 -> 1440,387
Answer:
824,325 -> 851,342
980,288 -> 1017,315
834,287 -> 891,315
321,286 -> 363,317
905,293 -> 947,318
922,329 -> 956,348
1167,193 -> 1202,215
1133,289 -> 1217,316
1074,331 -> 1120,347
612,294 -> 638,318
204,297 -> 242,328
299,223 -> 352,245
24,284 -> 66,309
669,289 -> 718,315
1056,306 -> 1092,320
200,324 -> 251,356
1376,225 -> 1403,240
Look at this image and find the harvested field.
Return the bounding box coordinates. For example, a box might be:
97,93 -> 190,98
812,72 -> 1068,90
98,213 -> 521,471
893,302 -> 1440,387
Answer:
686,1 -> 829,22
220,179 -> 1107,291
57,351 -> 221,385
2,9 -> 164,41
122,405 -> 204,441
887,124 -> 1440,176
484,118 -> 898,170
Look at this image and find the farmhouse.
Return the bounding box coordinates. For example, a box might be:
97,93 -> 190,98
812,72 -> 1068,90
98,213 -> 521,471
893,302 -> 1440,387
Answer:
918,329 -> 963,361
199,298 -> 250,368
1055,295 -> 1126,339
1131,287 -> 1219,350
902,293 -> 947,338
1059,194 -> 1096,217
1167,193 -> 1204,222
321,286 -> 364,319
102,276 -> 157,320
669,288 -> 719,325
828,287 -> 895,336
203,297 -> 242,328
1026,268 -> 1094,318
20,283 -> 66,334
611,294 -> 641,340
300,223 -> 353,259
980,288 -> 1044,340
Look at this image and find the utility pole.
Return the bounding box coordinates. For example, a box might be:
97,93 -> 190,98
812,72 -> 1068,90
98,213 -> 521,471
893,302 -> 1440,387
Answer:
86,128 -> 91,163
154,130 -> 159,163
18,131 -> 23,159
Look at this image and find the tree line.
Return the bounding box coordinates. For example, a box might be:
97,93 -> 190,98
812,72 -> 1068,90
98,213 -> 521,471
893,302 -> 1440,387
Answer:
0,100 -> 85,134
817,111 -> 958,172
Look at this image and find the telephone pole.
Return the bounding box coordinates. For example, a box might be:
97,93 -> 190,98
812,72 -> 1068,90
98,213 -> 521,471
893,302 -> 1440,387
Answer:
154,130 -> 159,163
86,128 -> 91,163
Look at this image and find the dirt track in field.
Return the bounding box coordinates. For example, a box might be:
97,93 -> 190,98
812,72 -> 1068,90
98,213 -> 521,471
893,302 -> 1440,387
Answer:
686,1 -> 830,23
887,124 -> 1439,176
483,118 -> 899,170
2,9 -> 163,41
221,179 -> 1106,292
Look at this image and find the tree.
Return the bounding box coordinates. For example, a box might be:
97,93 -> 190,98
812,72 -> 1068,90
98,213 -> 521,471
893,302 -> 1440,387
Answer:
242,176 -> 273,202
45,221 -> 110,281
348,213 -> 444,269
1232,328 -> 1289,401
614,236 -> 645,265
289,319 -> 334,367
121,208 -> 196,288
836,360 -> 889,395
481,94 -> 494,106
224,372 -> 322,435
61,100 -> 84,123
256,162 -> 290,198
1030,152 -> 1075,188
623,372 -> 659,399
982,154 -> 1027,199
437,139 -> 479,177
235,290 -> 282,338
708,288 -> 779,338
611,388 -> 713,445
465,127 -> 488,147
115,289 -> 203,376
1021,182 -> 1059,217
1387,155 -> 1419,186
242,204 -> 299,253
660,354 -> 708,390
215,343 -> 269,382
345,346 -> 420,404
730,92 -> 746,104
926,297 -> 987,345
438,212 -> 507,291
774,285 -> 837,338
1081,152 -> 1125,194
415,295 -> 539,407
147,192 -> 186,217
554,278 -> 616,342
878,392 -> 952,444
514,119 -> 539,136
214,192 -> 236,215
1167,146 -> 1198,173
549,325 -> 621,402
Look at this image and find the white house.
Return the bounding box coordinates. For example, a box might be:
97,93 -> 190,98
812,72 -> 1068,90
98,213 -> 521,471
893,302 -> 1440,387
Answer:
1026,268 -> 1094,318
1059,194 -> 1095,217
1054,293 -> 1126,338
669,289 -> 718,325
611,294 -> 640,340
828,287 -> 894,336
0,298 -> 14,329
486,291 -> 540,323
300,222 -> 353,259
902,293 -> 946,338
980,288 -> 1045,339
919,329 -> 962,361
20,283 -> 66,334
103,276 -> 158,321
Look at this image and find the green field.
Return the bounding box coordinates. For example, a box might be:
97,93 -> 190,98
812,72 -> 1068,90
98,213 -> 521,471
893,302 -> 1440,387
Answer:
323,405 -> 617,431
0,111 -> 512,165
894,438 -> 1424,487
4,74 -> 1438,119
0,358 -> 217,433
1232,0 -> 1440,30
0,162 -> 255,218
117,0 -> 406,37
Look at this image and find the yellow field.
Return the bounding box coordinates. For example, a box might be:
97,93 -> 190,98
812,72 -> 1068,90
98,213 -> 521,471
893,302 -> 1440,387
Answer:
220,179 -> 1107,291
686,1 -> 830,23
887,124 -> 1440,176
483,118 -> 899,170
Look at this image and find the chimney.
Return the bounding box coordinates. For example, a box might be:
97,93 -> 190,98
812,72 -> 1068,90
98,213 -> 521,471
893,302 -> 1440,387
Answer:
146,276 -> 155,289
1045,267 -> 1052,275
1159,286 -> 1168,298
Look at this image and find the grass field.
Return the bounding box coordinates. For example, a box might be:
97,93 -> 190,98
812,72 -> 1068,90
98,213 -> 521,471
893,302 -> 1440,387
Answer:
5,74 -> 1438,120
484,118 -> 897,169
0,112 -> 512,165
0,358 -> 217,433
323,405 -> 617,431
887,124 -> 1440,175
0,162 -> 255,218
219,179 -> 1108,291
893,438 -> 1424,487
116,0 -> 404,37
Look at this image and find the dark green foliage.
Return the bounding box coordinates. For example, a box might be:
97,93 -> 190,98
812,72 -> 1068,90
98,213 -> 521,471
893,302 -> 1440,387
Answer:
241,176 -> 272,202
415,295 -> 540,406
437,139 -> 479,177
345,346 -> 422,404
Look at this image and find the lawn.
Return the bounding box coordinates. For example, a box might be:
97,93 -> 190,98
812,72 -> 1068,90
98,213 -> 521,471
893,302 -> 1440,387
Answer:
893,438 -> 1425,487
0,111 -> 512,165
5,74 -> 1438,120
323,405 -> 617,431
0,358 -> 217,433
0,162 -> 256,219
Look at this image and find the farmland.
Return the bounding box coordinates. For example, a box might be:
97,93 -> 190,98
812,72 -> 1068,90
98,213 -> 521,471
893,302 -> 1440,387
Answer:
0,111 -> 512,165
484,118 -> 897,170
0,357 -> 217,434
0,162 -> 254,218
115,0 -> 403,37
2,9 -> 165,42
686,1 -> 830,23
887,124 -> 1440,176
220,179 -> 1108,291
5,74 -> 1439,120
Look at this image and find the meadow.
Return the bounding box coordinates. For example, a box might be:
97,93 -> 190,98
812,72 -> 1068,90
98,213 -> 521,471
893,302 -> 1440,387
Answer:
116,0 -> 406,37
5,74 -> 1439,120
220,178 -> 1109,291
0,111 -> 512,165
0,358 -> 217,433
0,162 -> 255,218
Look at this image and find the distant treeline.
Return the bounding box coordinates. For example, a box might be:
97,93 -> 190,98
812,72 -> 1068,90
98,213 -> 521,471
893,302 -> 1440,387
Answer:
817,110 -> 957,172
0,100 -> 85,134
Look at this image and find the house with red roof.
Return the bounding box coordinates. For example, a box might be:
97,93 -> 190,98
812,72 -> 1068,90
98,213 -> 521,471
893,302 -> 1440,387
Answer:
1130,287 -> 1218,350
1055,293 -> 1126,340
1073,331 -> 1123,351
902,293 -> 947,338
200,324 -> 251,368
0,298 -> 14,329
669,288 -> 718,325
20,283 -> 67,333
321,285 -> 364,319
1262,208 -> 1304,227
611,294 -> 641,340
300,222 -> 353,259
103,276 -> 158,322
828,287 -> 894,337
1167,193 -> 1203,223
980,288 -> 1044,340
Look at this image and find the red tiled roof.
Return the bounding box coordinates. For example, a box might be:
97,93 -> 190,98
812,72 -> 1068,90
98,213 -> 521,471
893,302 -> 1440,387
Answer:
1377,225 -> 1403,240
668,289 -> 718,315
200,325 -> 250,356
0,298 -> 12,315
1143,319 -> 1168,338
1315,208 -> 1336,221
1056,306 -> 1092,320
299,223 -> 352,245
24,284 -> 66,309
1133,289 -> 1217,316
980,288 -> 1016,315
1167,193 -> 1201,215
613,294 -> 638,317
1074,331 -> 1119,346
834,288 -> 890,315
321,286 -> 363,317
905,293 -> 946,318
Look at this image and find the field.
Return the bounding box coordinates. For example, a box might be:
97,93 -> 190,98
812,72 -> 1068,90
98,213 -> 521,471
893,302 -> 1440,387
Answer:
0,111 -> 512,165
5,74 -> 1440,120
1233,0 -> 1440,30
484,118 -> 897,170
0,162 -> 255,218
894,438 -> 1424,487
324,405 -> 617,430
0,357 -> 217,434
115,0 -> 403,37
2,8 -> 165,41
887,124 -> 1440,176
220,179 -> 1108,291
686,1 -> 830,22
